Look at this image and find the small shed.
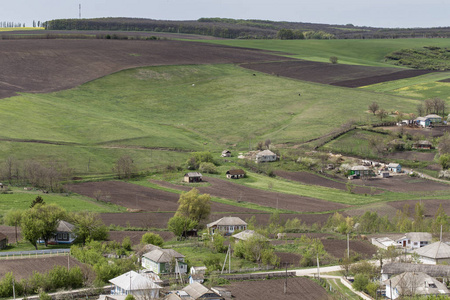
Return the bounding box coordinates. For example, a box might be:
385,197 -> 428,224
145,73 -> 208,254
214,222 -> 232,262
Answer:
184,172 -> 203,183
226,169 -> 245,179
415,117 -> 431,128
413,140 -> 433,150
388,163 -> 402,173
221,150 -> 231,157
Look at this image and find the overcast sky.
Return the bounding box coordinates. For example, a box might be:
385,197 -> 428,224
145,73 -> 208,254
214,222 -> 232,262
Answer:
3,0 -> 449,29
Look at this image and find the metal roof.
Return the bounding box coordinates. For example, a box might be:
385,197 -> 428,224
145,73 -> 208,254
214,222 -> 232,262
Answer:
207,217 -> 247,228
414,241 -> 450,259
109,271 -> 162,291
143,248 -> 185,263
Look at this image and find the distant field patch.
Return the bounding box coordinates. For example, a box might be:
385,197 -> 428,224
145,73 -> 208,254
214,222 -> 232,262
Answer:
0,27 -> 44,32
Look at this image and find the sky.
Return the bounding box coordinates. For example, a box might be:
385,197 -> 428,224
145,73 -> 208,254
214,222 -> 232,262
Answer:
2,0 -> 449,29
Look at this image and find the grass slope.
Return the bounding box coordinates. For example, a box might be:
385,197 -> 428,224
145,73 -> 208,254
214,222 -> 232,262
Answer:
0,64 -> 422,173
201,39 -> 450,67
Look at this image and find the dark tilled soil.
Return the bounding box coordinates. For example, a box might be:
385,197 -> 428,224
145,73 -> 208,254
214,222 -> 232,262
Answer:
240,60 -> 432,87
0,39 -> 293,99
350,176 -> 450,192
0,256 -> 83,281
152,177 -> 348,213
107,230 -> 174,245
0,225 -> 21,244
388,199 -> 450,217
224,277 -> 332,300
321,239 -> 377,259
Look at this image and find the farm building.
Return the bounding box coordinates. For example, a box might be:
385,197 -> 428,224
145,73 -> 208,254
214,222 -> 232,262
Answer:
413,140 -> 433,149
425,114 -> 443,124
142,247 -> 187,275
207,217 -> 247,236
226,169 -> 245,179
189,266 -> 207,284
221,150 -> 231,157
255,150 -> 277,163
109,270 -> 162,299
384,271 -> 449,299
182,282 -> 224,300
395,232 -> 432,249
349,165 -> 374,178
415,116 -> 431,127
388,163 -> 402,173
0,232 -> 7,249
381,263 -> 450,281
184,172 -> 203,183
371,237 -> 397,250
413,241 -> 450,264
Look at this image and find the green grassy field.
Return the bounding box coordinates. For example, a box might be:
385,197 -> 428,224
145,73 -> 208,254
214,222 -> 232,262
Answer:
0,189 -> 123,214
0,64 -> 422,173
201,39 -> 450,67
0,27 -> 44,32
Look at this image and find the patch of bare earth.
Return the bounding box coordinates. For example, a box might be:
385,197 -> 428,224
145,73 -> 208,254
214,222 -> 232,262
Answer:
388,199 -> 450,218
0,225 -> 21,243
152,177 -> 348,213
350,176 -> 450,193
0,256 -> 83,281
240,60 -> 432,87
107,230 -> 174,245
224,277 -> 332,300
321,239 -> 377,259
0,39 -> 294,99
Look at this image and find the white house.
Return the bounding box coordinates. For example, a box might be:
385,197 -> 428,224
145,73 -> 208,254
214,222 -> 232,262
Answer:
384,271 -> 449,299
255,150 -> 277,163
207,217 -> 247,236
142,247 -> 187,274
396,232 -> 432,249
189,266 -> 207,284
388,163 -> 402,173
109,271 -> 162,299
414,241 -> 450,264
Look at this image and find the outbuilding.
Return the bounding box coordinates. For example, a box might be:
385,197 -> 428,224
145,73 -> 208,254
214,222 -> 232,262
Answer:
184,172 -> 203,183
226,169 -> 245,179
388,163 -> 402,173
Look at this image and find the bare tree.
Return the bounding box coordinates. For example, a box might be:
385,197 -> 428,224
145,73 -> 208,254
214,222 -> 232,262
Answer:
113,155 -> 137,179
368,102 -> 379,115
376,108 -> 388,121
416,103 -> 425,116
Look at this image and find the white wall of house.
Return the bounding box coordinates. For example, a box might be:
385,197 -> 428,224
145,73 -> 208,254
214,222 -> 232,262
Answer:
142,257 -> 161,274
385,285 -> 399,300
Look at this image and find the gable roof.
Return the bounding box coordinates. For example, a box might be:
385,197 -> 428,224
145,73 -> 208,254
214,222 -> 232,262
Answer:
57,220 -> 75,233
385,271 -> 449,296
143,248 -> 185,263
182,282 -> 219,299
185,172 -> 202,177
388,163 -> 401,168
109,271 -> 162,291
207,217 -> 247,228
414,241 -> 450,259
405,232 -> 432,242
425,114 -> 442,119
351,165 -> 369,171
232,230 -> 268,242
256,150 -> 276,157
226,169 -> 245,176
382,263 -> 450,278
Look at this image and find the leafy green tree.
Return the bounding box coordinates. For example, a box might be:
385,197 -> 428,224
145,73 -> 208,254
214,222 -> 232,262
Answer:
125,295 -> 136,300
376,108 -> 388,121
38,204 -> 67,246
175,188 -> 211,223
212,233 -> 227,253
186,152 -> 215,170
140,232 -> 164,246
234,235 -> 276,266
276,29 -> 294,40
353,274 -> 369,291
199,162 -> 217,174
439,133 -> 450,155
4,209 -> 23,244
168,215 -> 198,238
21,205 -> 46,249
71,211 -> 108,245
439,153 -> 450,169
122,236 -> 132,251
30,195 -> 45,208
432,204 -> 449,236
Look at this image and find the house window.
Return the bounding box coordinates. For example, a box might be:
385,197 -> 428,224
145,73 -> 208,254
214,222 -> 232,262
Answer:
63,233 -> 68,240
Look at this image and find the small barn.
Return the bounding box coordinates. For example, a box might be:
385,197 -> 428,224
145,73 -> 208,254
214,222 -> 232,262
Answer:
413,140 -> 433,150
184,172 -> 203,183
226,169 -> 245,179
255,150 -> 277,163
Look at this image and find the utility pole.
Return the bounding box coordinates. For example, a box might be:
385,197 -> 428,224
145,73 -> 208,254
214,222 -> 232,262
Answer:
79,4 -> 81,19
284,264 -> 287,294
317,254 -> 320,280
347,233 -> 350,258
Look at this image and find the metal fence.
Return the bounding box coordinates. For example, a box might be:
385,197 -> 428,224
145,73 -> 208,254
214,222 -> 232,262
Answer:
0,248 -> 70,259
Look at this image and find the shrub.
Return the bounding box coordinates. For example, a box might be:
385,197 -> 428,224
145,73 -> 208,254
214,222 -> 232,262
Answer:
353,274 -> 369,291
141,232 -> 164,247
122,236 -> 132,251
199,162 -> 217,174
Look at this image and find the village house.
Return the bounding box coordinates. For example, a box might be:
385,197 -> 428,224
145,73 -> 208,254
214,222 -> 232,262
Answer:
255,150 -> 277,163
207,217 -> 247,236
109,270 -> 162,299
39,220 -> 77,245
425,114 -> 443,124
381,263 -> 450,281
415,116 -> 431,128
182,282 -> 224,300
388,163 -> 402,173
413,241 -> 450,264
232,230 -> 268,242
189,266 -> 207,284
413,140 -> 433,150
384,271 -> 449,299
395,232 -> 432,249
225,169 -> 245,179
0,232 -> 7,250
348,165 -> 374,179
142,247 -> 188,275
221,150 -> 231,157
184,172 -> 203,183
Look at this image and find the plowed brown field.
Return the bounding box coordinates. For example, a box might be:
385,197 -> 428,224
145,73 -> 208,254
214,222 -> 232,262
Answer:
0,256 -> 83,280
241,60 -> 432,87
0,39 -> 292,99
224,277 -> 331,300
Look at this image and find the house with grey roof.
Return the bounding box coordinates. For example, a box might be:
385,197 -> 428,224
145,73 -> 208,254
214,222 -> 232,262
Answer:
396,232 -> 432,249
225,169 -> 245,179
184,172 -> 203,183
207,217 -> 247,236
109,270 -> 162,299
255,150 -> 277,163
182,282 -> 223,300
414,241 -> 450,264
381,263 -> 450,281
384,271 -> 449,299
142,247 -> 187,274
232,230 -> 268,242
388,163 -> 402,173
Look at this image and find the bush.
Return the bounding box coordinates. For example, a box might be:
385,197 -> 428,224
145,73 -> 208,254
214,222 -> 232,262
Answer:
122,236 -> 132,251
141,232 -> 164,247
353,274 -> 369,291
199,162 -> 217,174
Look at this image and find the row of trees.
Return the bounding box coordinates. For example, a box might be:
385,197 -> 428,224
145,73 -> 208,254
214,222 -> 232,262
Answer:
4,197 -> 108,249
417,97 -> 446,116
0,22 -> 25,28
